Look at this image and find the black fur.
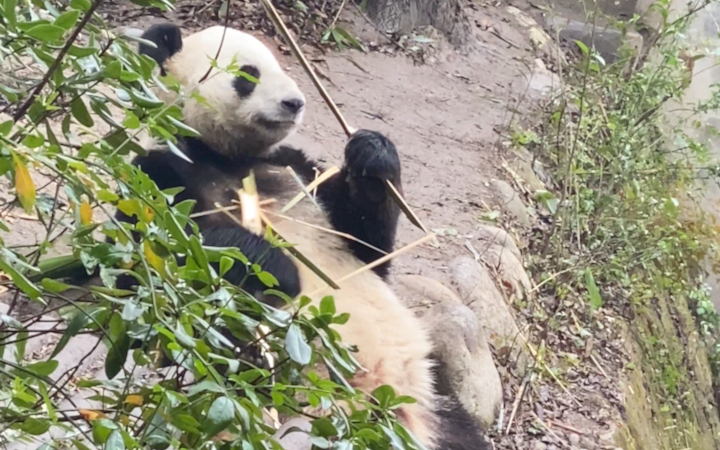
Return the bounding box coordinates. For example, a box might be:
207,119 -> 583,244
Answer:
122,132 -> 401,286
137,23 -> 183,75
233,64 -> 260,97
265,132 -> 401,278
435,395 -> 491,450
430,364 -> 491,450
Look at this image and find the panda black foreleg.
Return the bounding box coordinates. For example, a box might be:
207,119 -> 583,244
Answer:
268,131 -> 401,278
320,130 -> 403,278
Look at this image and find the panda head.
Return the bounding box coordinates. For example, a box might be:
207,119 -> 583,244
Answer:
138,23 -> 306,156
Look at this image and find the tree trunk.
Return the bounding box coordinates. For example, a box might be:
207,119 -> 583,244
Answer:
365,0 -> 472,47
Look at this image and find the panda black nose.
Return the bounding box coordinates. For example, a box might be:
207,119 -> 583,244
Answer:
282,98 -> 304,114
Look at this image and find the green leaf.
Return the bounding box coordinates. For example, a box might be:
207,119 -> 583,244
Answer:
188,236 -> 209,275
219,256 -> 234,277
106,430 -> 125,450
26,359 -> 58,377
166,116 -> 201,137
173,414 -> 201,433
121,302 -> 143,321
166,139 -> 193,164
26,24 -> 66,42
54,10 -> 80,29
187,380 -> 225,396
20,418 -> 51,435
164,210 -> 189,246
0,259 -> 42,302
285,323 -> 312,365
105,334 -> 131,379
51,312 -> 86,358
71,98 -> 94,127
4,0 -> 17,30
202,396 -> 234,437
21,134 -> 45,148
575,40 -> 589,55
257,270 -> 278,288
73,440 -> 93,450
174,323 -> 196,348
41,278 -> 72,293
69,0 -> 91,10
585,269 -> 603,310
105,60 -> 122,79
320,296 -> 335,315
372,385 -> 395,408
0,120 -> 12,136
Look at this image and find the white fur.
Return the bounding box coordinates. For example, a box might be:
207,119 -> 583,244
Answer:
162,26 -> 305,155
158,26 -> 441,447
266,175 -> 440,447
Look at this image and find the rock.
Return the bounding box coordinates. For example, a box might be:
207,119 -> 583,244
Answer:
524,58 -> 562,99
393,274 -> 503,427
506,6 -> 563,61
545,16 -> 643,64
568,433 -> 581,446
274,418 -> 313,450
507,146 -> 552,192
474,223 -> 532,301
449,256 -> 528,370
489,178 -> 531,227
425,301 -> 503,429
394,274 -> 462,313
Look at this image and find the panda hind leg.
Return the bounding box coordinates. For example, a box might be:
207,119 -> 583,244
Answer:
434,394 -> 491,450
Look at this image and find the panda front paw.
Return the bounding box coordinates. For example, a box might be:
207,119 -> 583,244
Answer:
344,130 -> 401,204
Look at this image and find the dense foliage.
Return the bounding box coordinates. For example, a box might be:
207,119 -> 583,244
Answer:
522,0 -> 720,443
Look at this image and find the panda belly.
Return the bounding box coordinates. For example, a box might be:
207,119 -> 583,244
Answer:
268,199 -> 440,447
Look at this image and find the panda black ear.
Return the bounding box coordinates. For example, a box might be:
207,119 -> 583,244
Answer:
138,23 -> 183,72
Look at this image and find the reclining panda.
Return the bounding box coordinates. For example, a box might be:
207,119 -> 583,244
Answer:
119,23 -> 489,450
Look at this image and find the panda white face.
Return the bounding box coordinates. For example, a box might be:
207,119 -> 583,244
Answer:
158,26 -> 307,156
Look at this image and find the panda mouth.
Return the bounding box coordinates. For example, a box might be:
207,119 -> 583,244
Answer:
257,116 -> 297,129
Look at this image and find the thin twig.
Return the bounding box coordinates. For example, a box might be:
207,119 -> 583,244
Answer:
261,208 -> 388,255
285,166 -> 322,212
307,233 -> 435,297
197,0 -> 233,83
282,166 -> 340,212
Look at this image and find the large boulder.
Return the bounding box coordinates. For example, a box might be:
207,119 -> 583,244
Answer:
425,301 -> 503,429
449,256 -> 529,373
395,274 -> 503,428
474,223 -> 532,301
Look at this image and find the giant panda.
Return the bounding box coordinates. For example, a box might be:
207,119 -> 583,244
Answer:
115,23 -> 490,450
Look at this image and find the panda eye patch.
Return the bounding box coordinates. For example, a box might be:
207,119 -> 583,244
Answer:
233,64 -> 260,97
